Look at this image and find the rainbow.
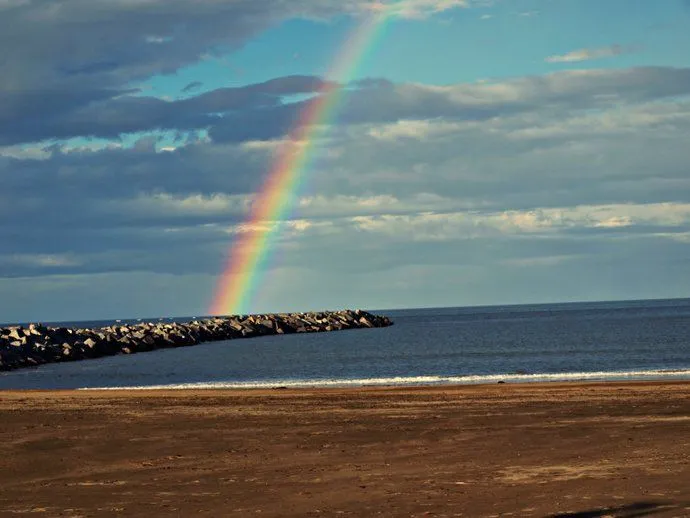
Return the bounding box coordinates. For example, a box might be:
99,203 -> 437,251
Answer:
210,4 -> 395,316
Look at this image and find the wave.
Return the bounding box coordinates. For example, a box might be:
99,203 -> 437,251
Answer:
81,369 -> 690,390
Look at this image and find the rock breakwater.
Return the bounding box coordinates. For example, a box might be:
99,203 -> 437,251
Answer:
0,310 -> 392,372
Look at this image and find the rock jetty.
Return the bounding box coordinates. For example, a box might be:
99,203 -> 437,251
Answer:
0,310 -> 393,372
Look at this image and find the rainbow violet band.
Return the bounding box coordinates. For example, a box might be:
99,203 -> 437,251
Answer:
209,6 -> 392,316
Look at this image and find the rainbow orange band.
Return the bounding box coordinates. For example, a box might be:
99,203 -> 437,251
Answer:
210,6 -> 392,316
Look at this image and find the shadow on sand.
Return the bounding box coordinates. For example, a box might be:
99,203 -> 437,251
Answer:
548,501 -> 682,518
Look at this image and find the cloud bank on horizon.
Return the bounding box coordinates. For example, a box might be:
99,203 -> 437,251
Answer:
1,0 -> 690,321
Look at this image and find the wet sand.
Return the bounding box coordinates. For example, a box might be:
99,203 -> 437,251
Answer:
0,381 -> 688,517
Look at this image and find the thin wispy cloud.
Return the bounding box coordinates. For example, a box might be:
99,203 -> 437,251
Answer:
545,44 -> 632,63
359,0 -> 471,18
182,81 -> 203,93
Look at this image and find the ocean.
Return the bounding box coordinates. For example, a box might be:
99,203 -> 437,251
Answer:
1,298 -> 689,390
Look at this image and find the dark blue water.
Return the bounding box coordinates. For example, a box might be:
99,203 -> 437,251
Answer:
1,299 -> 689,389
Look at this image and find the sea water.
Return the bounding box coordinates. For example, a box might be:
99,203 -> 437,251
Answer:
1,298 -> 689,390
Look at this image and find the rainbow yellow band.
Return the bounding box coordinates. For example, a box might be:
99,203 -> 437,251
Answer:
210,6 -> 392,316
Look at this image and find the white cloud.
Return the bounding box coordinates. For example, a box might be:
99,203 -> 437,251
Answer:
110,192 -> 475,223
145,35 -> 173,44
345,203 -> 690,242
0,254 -> 82,268
95,192 -> 690,248
299,194 -> 400,210
116,193 -> 252,219
545,45 -> 630,63
502,100 -> 690,140
592,216 -> 633,229
364,0 -> 470,18
368,119 -> 463,141
502,255 -> 581,267
0,144 -> 52,160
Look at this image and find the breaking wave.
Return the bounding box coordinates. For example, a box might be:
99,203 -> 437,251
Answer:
82,369 -> 690,390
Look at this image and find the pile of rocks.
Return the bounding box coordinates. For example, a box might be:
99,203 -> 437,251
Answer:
0,310 -> 393,372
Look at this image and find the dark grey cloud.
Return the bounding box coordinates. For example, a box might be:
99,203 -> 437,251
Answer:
0,0 -> 329,89
0,75 -> 334,145
339,67 -> 690,124
6,65 -> 690,147
208,103 -> 305,143
182,81 -> 203,93
0,0 -> 367,146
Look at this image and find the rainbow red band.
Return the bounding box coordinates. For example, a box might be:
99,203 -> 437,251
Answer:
210,7 -> 391,316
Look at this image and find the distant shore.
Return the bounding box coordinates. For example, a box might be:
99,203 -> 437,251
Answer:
0,309 -> 393,372
1,381 -> 688,517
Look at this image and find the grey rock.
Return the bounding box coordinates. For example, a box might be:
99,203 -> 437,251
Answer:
0,309 -> 393,372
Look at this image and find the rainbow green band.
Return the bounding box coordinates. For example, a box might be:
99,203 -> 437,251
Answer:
210,8 -> 392,316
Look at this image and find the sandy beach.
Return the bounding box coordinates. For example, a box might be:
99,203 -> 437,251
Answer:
1,381 -> 688,517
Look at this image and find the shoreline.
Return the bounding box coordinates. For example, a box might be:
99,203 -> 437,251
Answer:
1,368 -> 687,391
76,369 -> 690,390
1,380 -> 688,516
2,377 -> 689,394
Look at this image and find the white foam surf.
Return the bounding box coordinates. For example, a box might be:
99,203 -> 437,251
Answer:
80,369 -> 690,390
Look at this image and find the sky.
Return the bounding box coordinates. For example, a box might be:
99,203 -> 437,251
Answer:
1,0 -> 690,322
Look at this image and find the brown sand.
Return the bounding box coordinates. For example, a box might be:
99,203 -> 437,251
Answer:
0,381 -> 689,517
